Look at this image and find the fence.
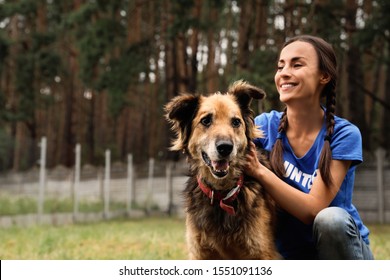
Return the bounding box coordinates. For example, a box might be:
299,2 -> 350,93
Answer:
353,148 -> 390,224
0,137 -> 189,227
0,137 -> 389,227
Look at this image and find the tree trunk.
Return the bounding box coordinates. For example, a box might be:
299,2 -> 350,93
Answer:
206,4 -> 218,93
188,0 -> 202,93
254,0 -> 268,49
345,0 -> 369,148
237,0 -> 253,71
383,42 -> 390,149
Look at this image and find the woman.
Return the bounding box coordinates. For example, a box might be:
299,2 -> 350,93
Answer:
245,35 -> 374,259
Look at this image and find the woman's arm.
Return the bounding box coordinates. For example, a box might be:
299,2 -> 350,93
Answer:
245,142 -> 351,224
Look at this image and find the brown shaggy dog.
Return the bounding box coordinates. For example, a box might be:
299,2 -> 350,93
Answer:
165,80 -> 279,259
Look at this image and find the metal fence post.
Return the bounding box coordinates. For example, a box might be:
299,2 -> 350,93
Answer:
38,137 -> 47,224
73,144 -> 81,221
104,150 -> 111,219
166,162 -> 174,215
126,154 -> 134,215
376,148 -> 385,224
146,158 -> 154,214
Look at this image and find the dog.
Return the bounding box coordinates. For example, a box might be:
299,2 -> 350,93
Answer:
165,80 -> 279,259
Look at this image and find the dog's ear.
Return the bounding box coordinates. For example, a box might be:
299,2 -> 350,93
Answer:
164,94 -> 199,151
228,80 -> 266,109
228,80 -> 266,140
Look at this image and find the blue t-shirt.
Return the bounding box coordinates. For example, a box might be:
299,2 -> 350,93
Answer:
253,110 -> 370,259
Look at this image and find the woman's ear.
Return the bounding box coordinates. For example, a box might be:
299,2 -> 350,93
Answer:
320,73 -> 331,84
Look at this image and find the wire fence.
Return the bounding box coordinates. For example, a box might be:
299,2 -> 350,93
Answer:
354,148 -> 390,224
0,138 -> 189,227
0,138 -> 389,227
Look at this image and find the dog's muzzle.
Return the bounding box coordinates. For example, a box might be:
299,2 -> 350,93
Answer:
202,140 -> 234,179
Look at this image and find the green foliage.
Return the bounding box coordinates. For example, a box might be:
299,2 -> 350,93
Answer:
169,0 -> 227,36
29,32 -> 63,85
97,41 -> 151,118
226,48 -> 281,112
36,50 -> 62,81
0,0 -> 389,168
15,53 -> 35,121
0,0 -> 37,18
1,3 -> 63,124
0,35 -> 9,73
63,2 -> 98,29
357,0 -> 390,58
0,129 -> 13,170
77,18 -> 125,85
247,49 -> 280,109
169,0 -> 200,35
64,1 -> 153,119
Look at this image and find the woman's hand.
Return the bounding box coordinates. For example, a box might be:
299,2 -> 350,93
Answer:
244,141 -> 264,179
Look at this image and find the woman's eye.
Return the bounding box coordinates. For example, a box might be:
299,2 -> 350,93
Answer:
200,115 -> 212,127
232,118 -> 241,128
294,63 -> 302,68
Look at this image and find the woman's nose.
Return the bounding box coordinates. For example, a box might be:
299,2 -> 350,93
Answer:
278,66 -> 291,77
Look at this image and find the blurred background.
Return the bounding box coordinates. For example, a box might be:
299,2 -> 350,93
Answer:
0,0 -> 389,226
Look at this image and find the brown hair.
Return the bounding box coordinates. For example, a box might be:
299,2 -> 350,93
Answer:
270,35 -> 337,187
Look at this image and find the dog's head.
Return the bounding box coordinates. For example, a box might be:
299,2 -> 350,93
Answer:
165,80 -> 265,182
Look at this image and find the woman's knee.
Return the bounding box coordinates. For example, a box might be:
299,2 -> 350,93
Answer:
313,207 -> 351,236
313,207 -> 373,259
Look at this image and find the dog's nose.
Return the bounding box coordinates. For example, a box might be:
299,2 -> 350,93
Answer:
216,141 -> 233,157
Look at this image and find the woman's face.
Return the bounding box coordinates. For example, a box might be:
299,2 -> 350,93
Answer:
275,41 -> 329,106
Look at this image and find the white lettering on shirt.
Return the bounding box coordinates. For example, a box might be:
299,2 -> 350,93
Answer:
283,160 -> 317,190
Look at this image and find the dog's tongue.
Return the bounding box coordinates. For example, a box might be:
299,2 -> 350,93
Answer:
211,160 -> 229,171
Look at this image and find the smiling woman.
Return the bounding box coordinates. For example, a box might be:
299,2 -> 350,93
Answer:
275,41 -> 333,107
244,35 -> 373,260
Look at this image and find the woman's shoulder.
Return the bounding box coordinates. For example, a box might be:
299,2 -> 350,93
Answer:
253,110 -> 282,149
333,115 -> 361,137
331,115 -> 363,164
254,110 -> 283,125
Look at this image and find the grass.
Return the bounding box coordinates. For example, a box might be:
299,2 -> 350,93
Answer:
0,217 -> 186,259
0,195 -> 129,215
0,218 -> 388,260
368,224 -> 390,260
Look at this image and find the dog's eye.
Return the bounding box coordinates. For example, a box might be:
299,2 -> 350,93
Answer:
232,118 -> 241,128
200,115 -> 212,127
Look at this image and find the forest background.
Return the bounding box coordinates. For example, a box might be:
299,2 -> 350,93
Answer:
0,0 -> 389,171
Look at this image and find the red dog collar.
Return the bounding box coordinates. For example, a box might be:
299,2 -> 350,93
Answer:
197,175 -> 244,215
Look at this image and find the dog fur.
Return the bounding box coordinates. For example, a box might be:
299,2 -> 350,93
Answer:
165,80 -> 279,259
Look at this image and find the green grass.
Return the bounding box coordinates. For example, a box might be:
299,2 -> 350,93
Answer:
0,217 -> 186,259
0,195 -> 129,215
368,224 -> 390,260
0,218 -> 388,260
0,196 -> 36,215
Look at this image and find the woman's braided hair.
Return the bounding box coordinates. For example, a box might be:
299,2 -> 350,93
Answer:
270,35 -> 338,187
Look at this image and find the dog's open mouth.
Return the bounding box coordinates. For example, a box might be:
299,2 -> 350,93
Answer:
202,152 -> 230,178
